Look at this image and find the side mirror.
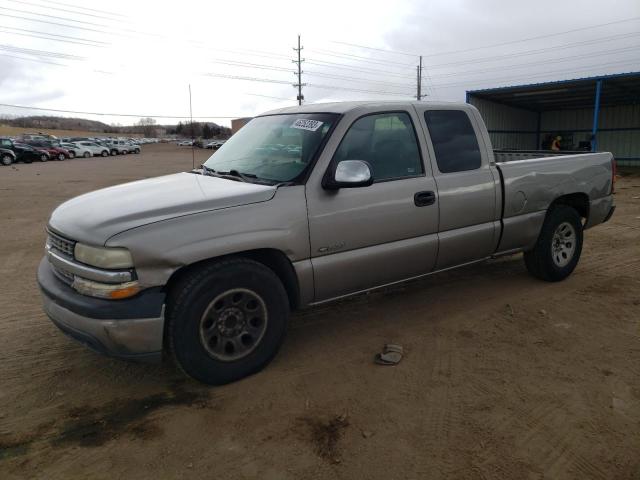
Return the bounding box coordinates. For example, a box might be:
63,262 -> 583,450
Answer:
323,160 -> 374,190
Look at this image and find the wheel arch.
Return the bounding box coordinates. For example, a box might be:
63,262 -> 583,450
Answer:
548,192 -> 590,222
163,248 -> 301,310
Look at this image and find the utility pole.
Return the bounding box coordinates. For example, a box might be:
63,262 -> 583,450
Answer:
416,55 -> 423,100
292,34 -> 305,105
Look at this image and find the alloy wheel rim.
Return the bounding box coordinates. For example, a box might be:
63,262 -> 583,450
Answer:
552,222 -> 576,267
199,288 -> 268,362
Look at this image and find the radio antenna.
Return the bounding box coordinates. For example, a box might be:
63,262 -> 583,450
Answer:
189,84 -> 195,169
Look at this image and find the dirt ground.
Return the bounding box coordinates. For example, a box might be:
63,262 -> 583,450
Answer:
0,144 -> 638,479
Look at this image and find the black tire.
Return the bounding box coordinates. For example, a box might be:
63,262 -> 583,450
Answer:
1,154 -> 13,166
524,205 -> 583,282
40,154 -> 48,162
68,151 -> 75,159
58,153 -> 65,161
168,258 -> 290,385
110,149 -> 117,156
122,150 -> 128,155
134,149 -> 140,154
101,150 -> 108,157
84,151 -> 91,158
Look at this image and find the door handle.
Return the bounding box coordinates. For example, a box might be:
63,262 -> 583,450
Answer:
414,191 -> 436,207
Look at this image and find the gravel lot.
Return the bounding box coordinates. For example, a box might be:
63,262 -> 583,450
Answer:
1,144 -> 639,479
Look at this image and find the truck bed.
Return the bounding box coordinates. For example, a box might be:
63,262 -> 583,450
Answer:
494,149 -> 591,162
494,151 -> 614,254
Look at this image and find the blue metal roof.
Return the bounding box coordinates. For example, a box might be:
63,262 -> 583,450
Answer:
467,71 -> 640,94
467,71 -> 640,111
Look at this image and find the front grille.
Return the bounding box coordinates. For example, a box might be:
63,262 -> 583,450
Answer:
47,230 -> 76,258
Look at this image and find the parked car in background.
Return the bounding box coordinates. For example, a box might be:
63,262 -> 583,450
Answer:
107,140 -> 139,155
18,133 -> 58,142
60,142 -> 92,159
1,137 -> 50,163
0,147 -> 16,166
73,141 -> 110,157
177,140 -> 193,146
12,143 -> 50,163
26,140 -> 70,161
126,142 -> 141,154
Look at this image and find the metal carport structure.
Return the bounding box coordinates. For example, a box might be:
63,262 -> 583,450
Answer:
466,71 -> 640,166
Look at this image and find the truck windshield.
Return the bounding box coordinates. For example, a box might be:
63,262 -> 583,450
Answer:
203,113 -> 338,183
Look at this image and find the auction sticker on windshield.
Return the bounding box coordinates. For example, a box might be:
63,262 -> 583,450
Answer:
291,119 -> 323,131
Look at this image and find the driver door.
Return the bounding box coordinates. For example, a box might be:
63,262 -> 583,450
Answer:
305,108 -> 440,302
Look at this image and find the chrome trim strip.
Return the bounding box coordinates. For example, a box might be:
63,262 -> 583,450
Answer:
46,246 -> 133,284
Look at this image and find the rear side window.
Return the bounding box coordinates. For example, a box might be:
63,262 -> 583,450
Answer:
424,110 -> 482,173
333,112 -> 422,181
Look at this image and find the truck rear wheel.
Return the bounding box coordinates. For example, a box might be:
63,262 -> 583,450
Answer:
524,205 -> 583,282
1,154 -> 13,166
167,258 -> 289,385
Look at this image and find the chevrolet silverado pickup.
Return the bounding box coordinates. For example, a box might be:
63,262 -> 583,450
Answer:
38,101 -> 616,385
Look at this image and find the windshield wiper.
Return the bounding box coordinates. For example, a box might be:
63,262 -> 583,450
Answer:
199,165 -> 278,185
217,169 -> 258,183
200,164 -> 217,176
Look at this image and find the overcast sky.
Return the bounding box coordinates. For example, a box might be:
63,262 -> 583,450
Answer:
0,0 -> 638,127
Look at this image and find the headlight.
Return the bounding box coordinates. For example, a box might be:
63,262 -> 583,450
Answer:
74,243 -> 134,269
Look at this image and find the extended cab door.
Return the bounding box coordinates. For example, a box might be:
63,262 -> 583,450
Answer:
305,106 -> 440,302
414,105 -> 501,269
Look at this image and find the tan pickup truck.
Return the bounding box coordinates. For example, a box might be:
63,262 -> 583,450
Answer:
38,101 -> 616,384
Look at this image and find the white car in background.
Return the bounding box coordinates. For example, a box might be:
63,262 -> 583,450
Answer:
74,141 -> 110,157
60,142 -> 92,159
108,140 -> 141,155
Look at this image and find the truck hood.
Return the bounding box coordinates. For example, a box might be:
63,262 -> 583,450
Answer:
49,172 -> 277,244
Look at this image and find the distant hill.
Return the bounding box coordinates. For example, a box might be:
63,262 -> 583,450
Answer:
0,115 -> 231,138
3,116 -> 113,132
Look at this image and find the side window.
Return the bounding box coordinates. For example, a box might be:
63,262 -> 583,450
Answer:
1,139 -> 11,147
424,110 -> 482,173
333,112 -> 422,181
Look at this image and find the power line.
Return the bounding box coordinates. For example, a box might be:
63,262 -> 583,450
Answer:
306,58 -> 415,78
0,52 -> 69,68
201,72 -> 292,86
0,26 -> 107,47
0,44 -> 86,60
420,16 -> 640,58
244,93 -> 294,101
428,58 -> 640,90
332,15 -> 640,58
0,103 -> 242,119
304,70 -> 415,89
422,31 -> 640,69
421,44 -> 640,80
0,12 -> 116,35
8,0 -> 130,22
0,5 -> 110,28
306,83 -> 412,97
0,24 -> 108,45
306,48 -> 415,68
0,7 -> 159,39
31,0 -> 126,18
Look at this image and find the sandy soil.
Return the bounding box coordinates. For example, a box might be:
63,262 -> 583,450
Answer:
0,144 -> 638,479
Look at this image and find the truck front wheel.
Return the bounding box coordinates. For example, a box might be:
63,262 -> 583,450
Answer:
524,205 -> 583,282
167,258 -> 289,385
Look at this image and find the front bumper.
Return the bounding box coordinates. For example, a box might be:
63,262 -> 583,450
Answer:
37,258 -> 165,362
